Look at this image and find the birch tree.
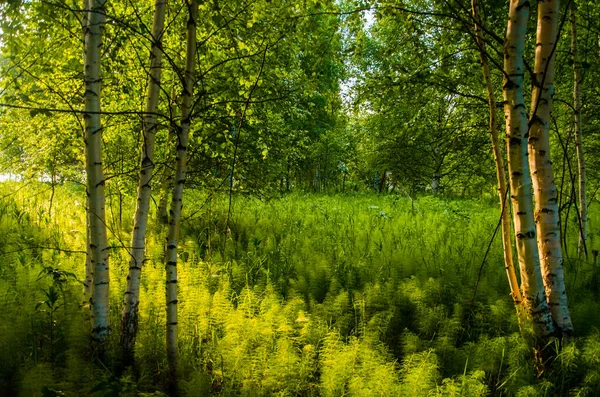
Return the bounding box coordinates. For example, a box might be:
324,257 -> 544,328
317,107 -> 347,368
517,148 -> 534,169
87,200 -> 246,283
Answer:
83,0 -> 110,347
166,0 -> 198,388
528,0 -> 574,338
471,0 -> 522,306
120,0 -> 168,365
156,87 -> 178,226
82,0 -> 93,306
503,0 -> 554,339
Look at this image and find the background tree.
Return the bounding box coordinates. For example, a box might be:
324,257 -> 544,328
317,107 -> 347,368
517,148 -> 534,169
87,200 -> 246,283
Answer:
120,0 -> 168,368
471,0 -> 521,305
83,0 -> 110,350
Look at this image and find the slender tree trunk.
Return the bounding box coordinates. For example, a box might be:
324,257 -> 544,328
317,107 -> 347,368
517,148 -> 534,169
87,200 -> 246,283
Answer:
166,0 -> 198,390
84,197 -> 93,303
471,0 -> 522,305
379,169 -> 388,193
81,0 -> 93,306
286,161 -> 290,191
157,87 -> 178,226
503,0 -> 554,339
323,146 -> 329,193
432,170 -> 440,195
570,1 -> 587,258
49,166 -> 55,220
157,143 -> 173,225
120,0 -> 168,366
529,0 -> 574,338
83,0 -> 110,349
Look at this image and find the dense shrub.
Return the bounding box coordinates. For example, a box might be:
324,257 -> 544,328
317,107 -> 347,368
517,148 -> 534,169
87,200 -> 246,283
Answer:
1,183 -> 599,395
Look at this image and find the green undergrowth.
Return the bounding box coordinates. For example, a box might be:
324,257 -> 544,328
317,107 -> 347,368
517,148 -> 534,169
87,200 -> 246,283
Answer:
1,182 -> 600,396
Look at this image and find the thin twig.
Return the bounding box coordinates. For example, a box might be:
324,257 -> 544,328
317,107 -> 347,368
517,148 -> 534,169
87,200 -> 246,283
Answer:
470,187 -> 509,304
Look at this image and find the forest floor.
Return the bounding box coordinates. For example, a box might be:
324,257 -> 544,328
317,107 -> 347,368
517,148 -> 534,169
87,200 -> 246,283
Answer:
1,182 -> 599,396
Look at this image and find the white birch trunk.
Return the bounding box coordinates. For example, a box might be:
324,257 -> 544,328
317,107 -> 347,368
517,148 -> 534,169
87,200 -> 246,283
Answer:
166,0 -> 198,388
120,0 -> 168,364
157,147 -> 173,225
431,171 -> 440,196
81,0 -> 93,306
83,0 -> 110,346
84,197 -> 93,303
503,0 -> 554,339
472,0 -> 522,305
529,0 -> 574,338
157,87 -> 178,226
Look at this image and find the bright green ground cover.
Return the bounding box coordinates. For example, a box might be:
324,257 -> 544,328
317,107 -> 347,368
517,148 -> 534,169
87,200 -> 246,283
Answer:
0,182 -> 599,396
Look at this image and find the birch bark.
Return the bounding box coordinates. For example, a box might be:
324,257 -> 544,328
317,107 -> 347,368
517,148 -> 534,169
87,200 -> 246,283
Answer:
166,0 -> 198,388
82,0 -> 93,305
83,0 -> 110,346
471,0 -> 522,305
157,87 -> 178,226
529,0 -> 574,337
120,0 -> 168,365
503,0 -> 554,338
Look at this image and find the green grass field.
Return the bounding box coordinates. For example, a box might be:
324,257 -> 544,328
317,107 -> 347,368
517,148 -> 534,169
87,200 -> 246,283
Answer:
1,182 -> 599,396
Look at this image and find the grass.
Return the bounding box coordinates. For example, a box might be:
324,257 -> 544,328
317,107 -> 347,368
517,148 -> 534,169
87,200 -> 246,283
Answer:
0,182 -> 599,396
